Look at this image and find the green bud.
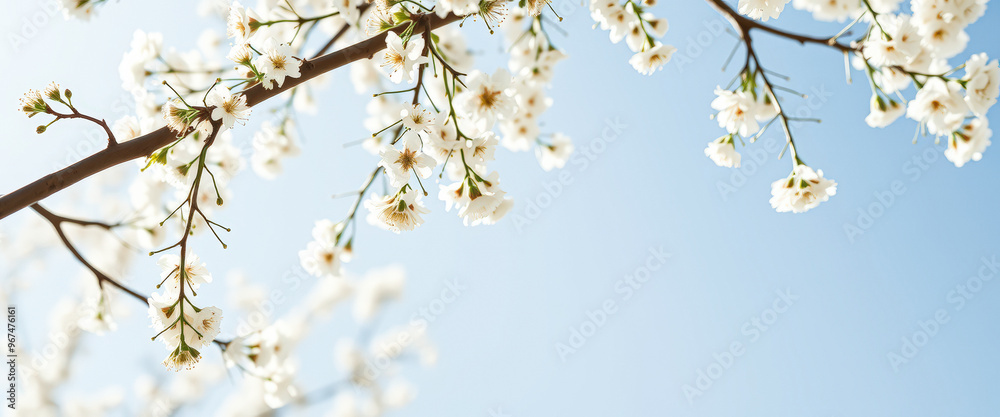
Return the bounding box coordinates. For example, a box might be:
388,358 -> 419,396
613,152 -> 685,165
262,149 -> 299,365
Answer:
36,125 -> 46,134
64,89 -> 72,99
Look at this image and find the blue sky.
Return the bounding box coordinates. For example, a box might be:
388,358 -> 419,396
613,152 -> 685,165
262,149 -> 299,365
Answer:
2,1 -> 1000,416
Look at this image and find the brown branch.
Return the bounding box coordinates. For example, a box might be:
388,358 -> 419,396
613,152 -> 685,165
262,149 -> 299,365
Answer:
0,13 -> 462,220
704,0 -> 857,52
31,203 -> 147,301
704,0 -> 863,164
31,202 -> 232,349
48,108 -> 119,147
312,4 -> 372,59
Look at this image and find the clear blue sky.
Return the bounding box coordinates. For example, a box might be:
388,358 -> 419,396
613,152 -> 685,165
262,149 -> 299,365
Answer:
2,1 -> 999,416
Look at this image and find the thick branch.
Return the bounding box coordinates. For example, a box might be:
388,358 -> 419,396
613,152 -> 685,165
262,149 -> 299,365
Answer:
0,13 -> 462,220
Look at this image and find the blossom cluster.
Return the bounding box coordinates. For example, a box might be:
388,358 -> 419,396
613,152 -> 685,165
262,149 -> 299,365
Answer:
589,0 -> 678,75
148,251 -> 223,371
217,265 -> 434,413
711,0 -> 996,214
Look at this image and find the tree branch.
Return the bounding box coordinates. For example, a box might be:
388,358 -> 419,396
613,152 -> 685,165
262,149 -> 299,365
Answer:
704,0 -> 857,52
31,202 -> 232,349
0,13 -> 462,220
31,203 -> 147,301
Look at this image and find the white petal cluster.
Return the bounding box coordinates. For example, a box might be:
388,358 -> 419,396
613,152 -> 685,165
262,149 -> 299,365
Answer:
298,219 -> 352,277
379,32 -> 428,84
704,135 -> 742,168
738,0 -> 791,21
906,78 -> 969,136
365,189 -> 431,233
711,87 -> 777,137
455,69 -> 517,132
963,53 -> 1000,117
769,164 -> 838,213
148,251 -> 223,371
590,0 -> 677,75
945,117 -> 992,167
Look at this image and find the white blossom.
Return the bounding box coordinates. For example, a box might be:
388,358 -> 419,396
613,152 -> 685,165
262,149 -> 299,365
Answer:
380,32 -> 427,84
962,53 -> 1000,117
945,117 -> 992,167
769,164 -> 837,213
704,135 -> 741,168
255,39 -> 302,89
906,77 -> 969,136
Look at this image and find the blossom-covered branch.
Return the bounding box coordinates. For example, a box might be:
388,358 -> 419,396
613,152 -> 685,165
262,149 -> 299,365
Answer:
0,12 -> 462,220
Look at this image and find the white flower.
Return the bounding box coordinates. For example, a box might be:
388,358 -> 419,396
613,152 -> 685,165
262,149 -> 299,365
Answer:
118,51 -> 147,92
906,77 -> 969,136
378,132 -> 437,188
437,0 -> 480,17
629,43 -> 677,75
60,0 -> 96,20
400,104 -> 434,132
738,0 -> 790,21
536,133 -> 574,171
917,18 -> 969,59
206,86 -> 250,130
600,2 -> 640,43
188,306 -> 223,347
299,241 -> 346,277
704,135 -> 741,168
364,190 -> 430,233
864,14 -> 922,67
255,39 -> 302,89
476,197 -> 514,226
945,117 -> 992,167
791,0 -> 856,22
380,31 -> 427,84
769,164 -> 837,213
711,87 -> 761,137
963,53 -> 1000,117
865,95 -> 906,128
227,43 -> 253,66
163,342 -> 202,371
226,1 -> 258,43
500,116 -> 540,151
129,30 -> 163,62
465,132 -> 499,167
112,116 -> 142,142
157,251 -> 213,290
332,0 -> 362,24
148,291 -> 182,346
444,171 -> 507,225
455,69 -> 516,131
